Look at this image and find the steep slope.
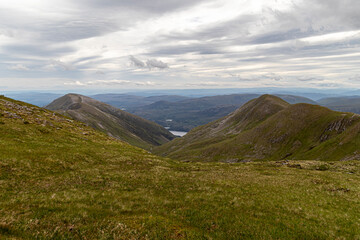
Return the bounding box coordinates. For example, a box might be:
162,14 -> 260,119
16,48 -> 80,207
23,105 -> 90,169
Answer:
46,93 -> 174,150
1,95 -> 360,239
155,94 -> 360,162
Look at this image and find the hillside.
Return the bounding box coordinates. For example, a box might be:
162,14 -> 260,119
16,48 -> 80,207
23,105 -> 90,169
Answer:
155,95 -> 360,162
46,94 -> 174,150
1,95 -> 360,239
128,94 -> 316,131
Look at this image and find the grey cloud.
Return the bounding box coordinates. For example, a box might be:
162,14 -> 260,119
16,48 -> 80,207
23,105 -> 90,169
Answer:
0,4 -> 140,45
238,77 -> 258,82
163,14 -> 256,42
186,81 -> 226,87
3,44 -> 75,57
237,73 -> 283,83
297,77 -> 325,82
349,75 -> 360,81
146,0 -> 360,60
77,0 -> 206,13
64,79 -> 156,86
146,59 -> 169,69
95,70 -> 105,75
1,0 -> 360,90
49,60 -> 74,71
149,42 -> 224,56
40,20 -> 118,42
262,73 -> 282,81
129,56 -> 169,69
129,55 -> 145,68
250,29 -> 317,45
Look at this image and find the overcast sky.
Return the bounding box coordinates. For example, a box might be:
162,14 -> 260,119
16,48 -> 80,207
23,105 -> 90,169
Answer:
1,0 -> 360,90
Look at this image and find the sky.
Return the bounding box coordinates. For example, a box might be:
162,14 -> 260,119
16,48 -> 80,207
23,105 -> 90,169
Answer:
1,0 -> 360,91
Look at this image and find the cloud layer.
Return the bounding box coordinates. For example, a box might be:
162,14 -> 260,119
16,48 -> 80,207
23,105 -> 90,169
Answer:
1,0 -> 360,90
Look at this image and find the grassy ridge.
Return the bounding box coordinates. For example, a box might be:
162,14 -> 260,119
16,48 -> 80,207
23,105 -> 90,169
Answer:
1,96 -> 360,239
156,95 -> 360,162
46,94 -> 174,150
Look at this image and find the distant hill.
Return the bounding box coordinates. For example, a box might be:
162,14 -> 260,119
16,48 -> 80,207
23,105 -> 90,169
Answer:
274,94 -> 317,104
318,96 -> 360,114
155,95 -> 360,162
128,94 -> 317,131
46,94 -> 174,150
4,92 -> 62,106
91,94 -> 189,109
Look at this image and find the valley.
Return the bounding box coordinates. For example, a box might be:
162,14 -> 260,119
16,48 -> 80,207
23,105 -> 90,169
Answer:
0,95 -> 359,239
2,1 -> 360,239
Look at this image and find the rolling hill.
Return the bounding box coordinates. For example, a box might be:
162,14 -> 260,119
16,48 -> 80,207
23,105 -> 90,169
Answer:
46,93 -> 174,150
91,93 -> 189,109
155,94 -> 360,162
4,92 -> 62,107
128,94 -> 316,131
1,95 -> 360,239
318,96 -> 360,114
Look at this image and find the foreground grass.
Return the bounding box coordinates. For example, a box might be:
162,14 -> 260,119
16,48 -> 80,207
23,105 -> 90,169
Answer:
1,96 -> 360,239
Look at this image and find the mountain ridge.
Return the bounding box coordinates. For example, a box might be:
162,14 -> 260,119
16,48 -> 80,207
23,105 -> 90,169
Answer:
1,95 -> 360,239
155,94 -> 360,162
46,93 -> 175,150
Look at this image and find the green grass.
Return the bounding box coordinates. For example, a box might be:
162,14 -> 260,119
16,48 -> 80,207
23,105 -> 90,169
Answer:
1,96 -> 360,239
156,98 -> 360,163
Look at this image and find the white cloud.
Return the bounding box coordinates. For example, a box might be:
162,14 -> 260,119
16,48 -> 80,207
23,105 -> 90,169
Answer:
64,79 -> 156,86
7,64 -> 30,71
64,81 -> 86,86
1,0 -> 360,90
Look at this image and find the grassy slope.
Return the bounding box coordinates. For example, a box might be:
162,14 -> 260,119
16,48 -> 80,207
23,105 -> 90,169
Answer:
46,94 -> 174,150
1,96 -> 360,239
156,95 -> 360,162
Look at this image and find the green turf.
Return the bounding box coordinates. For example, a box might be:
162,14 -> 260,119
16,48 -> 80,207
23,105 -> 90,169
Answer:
1,96 -> 360,239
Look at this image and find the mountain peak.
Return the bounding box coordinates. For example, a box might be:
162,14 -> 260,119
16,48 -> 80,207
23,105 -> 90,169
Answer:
46,94 -> 174,150
155,94 -> 360,162
222,94 -> 290,132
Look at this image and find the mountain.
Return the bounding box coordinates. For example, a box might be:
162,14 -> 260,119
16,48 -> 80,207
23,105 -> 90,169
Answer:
128,94 -> 317,131
318,96 -> 360,114
274,94 -> 317,104
46,93 -> 174,150
155,94 -> 360,162
91,94 -> 189,109
1,95 -> 360,239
